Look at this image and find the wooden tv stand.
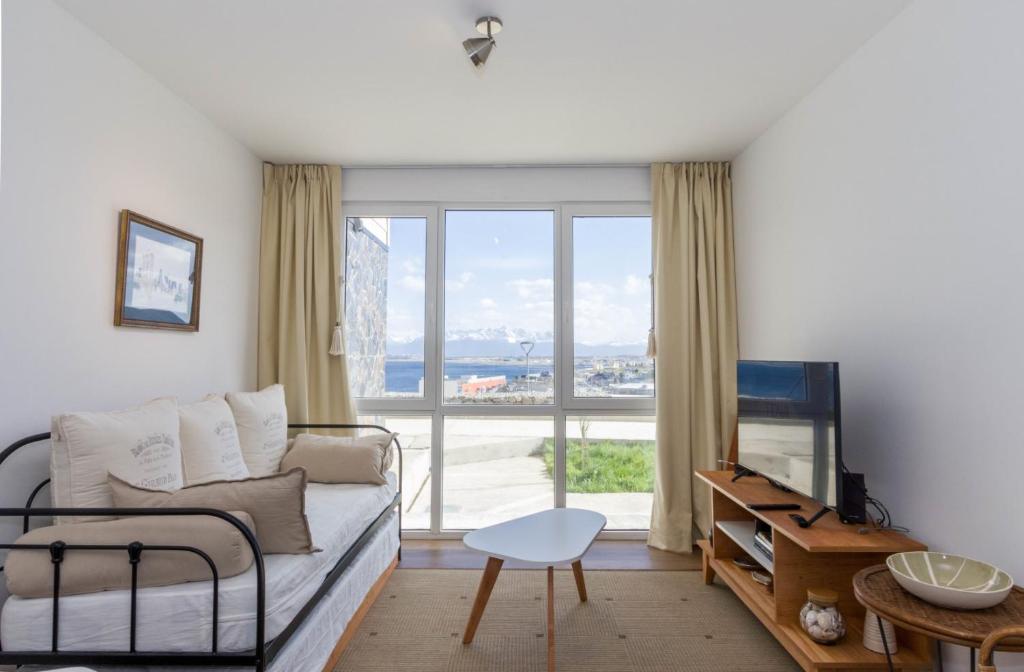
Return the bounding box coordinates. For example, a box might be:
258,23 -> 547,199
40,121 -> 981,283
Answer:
696,470 -> 932,671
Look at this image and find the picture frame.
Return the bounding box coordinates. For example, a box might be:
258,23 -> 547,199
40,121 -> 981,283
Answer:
114,210 -> 203,331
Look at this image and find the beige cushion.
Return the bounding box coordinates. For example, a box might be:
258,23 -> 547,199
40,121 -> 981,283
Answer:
109,468 -> 315,554
179,396 -> 250,485
225,385 -> 288,477
4,511 -> 256,598
281,432 -> 396,485
51,397 -> 183,524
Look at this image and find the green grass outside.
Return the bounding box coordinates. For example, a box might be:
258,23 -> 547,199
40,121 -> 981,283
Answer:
541,438 -> 655,494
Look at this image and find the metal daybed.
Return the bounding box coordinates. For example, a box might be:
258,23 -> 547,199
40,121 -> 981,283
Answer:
0,422 -> 402,671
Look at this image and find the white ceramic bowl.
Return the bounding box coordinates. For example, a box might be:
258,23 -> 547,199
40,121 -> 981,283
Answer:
887,552 -> 1013,610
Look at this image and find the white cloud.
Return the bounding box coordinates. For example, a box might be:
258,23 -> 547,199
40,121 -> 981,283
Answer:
507,278 -> 554,300
573,281 -> 648,346
400,275 -> 425,292
624,274 -> 646,295
472,256 -> 546,271
480,297 -> 498,309
447,271 -> 475,291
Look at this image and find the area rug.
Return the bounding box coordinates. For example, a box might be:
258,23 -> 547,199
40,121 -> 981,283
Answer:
334,569 -> 800,671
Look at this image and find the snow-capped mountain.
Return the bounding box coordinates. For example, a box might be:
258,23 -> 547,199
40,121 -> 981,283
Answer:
446,326 -> 553,343
386,327 -> 645,358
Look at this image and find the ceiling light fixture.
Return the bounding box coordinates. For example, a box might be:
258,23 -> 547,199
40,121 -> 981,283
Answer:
463,16 -> 502,68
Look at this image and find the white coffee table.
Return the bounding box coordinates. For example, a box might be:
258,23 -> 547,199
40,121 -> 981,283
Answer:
461,508 -> 607,672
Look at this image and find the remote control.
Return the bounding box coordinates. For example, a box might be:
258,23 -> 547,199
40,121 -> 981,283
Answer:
747,503 -> 802,511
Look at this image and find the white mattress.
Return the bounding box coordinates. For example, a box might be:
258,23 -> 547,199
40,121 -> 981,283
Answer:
1,474 -> 398,659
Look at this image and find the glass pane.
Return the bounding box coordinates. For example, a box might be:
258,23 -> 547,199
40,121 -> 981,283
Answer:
564,416 -> 655,529
358,414 -> 432,530
442,416 -> 554,529
737,360 -> 809,401
345,217 -> 427,399
443,210 -> 555,405
572,216 -> 654,398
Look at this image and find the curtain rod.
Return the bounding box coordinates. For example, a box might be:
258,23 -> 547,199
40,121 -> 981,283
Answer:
338,163 -> 652,170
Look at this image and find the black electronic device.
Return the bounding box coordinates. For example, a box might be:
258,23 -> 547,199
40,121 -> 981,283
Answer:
838,471 -> 868,524
747,503 -> 802,511
789,507 -> 831,528
735,361 -> 864,527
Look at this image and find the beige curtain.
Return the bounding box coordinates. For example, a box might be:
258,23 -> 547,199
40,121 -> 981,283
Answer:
648,162 -> 738,553
257,164 -> 356,426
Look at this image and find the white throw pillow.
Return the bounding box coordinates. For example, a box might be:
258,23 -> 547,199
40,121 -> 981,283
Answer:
225,385 -> 288,477
50,397 -> 183,523
179,396 -> 250,486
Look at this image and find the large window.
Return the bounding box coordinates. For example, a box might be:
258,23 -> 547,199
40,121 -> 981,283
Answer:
345,204 -> 653,533
564,415 -> 655,529
442,416 -> 554,529
357,414 -> 432,530
345,216 -> 428,399
443,210 -> 555,405
571,217 -> 653,398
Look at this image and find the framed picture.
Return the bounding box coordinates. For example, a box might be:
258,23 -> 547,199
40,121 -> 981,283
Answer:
114,210 -> 203,331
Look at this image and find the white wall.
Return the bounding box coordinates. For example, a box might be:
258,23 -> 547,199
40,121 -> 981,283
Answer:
0,0 -> 261,530
733,0 -> 1024,666
342,165 -> 649,203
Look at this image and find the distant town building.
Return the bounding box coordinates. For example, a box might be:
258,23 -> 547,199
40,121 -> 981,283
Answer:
609,382 -> 655,396
460,375 -> 506,396
417,378 -> 462,398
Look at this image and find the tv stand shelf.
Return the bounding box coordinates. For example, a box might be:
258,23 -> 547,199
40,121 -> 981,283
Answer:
696,470 -> 931,671
715,520 -> 774,573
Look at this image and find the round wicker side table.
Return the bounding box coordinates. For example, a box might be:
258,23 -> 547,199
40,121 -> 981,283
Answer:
853,565 -> 1024,671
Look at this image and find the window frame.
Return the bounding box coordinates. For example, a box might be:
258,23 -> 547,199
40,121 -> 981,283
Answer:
561,203 -> 655,412
342,204 -> 439,414
343,201 -> 654,537
439,204 -> 561,410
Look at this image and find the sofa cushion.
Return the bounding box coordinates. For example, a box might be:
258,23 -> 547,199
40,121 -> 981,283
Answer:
51,397 -> 183,524
109,467 -> 315,554
179,396 -> 250,485
4,511 -> 256,598
281,432 -> 396,485
225,385 -> 288,477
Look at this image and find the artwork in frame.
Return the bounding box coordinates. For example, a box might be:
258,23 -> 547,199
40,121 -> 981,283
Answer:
114,210 -> 203,331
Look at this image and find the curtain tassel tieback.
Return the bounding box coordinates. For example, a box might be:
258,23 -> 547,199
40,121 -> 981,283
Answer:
329,322 -> 345,356
646,272 -> 656,358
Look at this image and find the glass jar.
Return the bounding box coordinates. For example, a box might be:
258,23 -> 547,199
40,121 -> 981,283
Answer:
799,588 -> 846,644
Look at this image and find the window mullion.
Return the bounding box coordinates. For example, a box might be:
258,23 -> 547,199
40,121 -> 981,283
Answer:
430,205 -> 445,534
554,205 -> 568,508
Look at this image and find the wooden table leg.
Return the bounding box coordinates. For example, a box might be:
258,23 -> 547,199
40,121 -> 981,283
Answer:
463,556 -> 503,645
571,560 -> 588,602
547,565 -> 555,672
701,546 -> 716,585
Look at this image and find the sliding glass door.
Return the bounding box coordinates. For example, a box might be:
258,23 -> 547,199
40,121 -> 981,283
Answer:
346,203 -> 653,534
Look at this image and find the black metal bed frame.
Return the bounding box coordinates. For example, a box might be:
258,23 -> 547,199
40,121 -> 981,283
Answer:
0,423 -> 402,671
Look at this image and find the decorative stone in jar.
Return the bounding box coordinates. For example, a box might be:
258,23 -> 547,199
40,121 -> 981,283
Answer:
799,588 -> 846,644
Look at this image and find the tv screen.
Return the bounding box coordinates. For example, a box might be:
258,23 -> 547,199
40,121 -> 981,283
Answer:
736,361 -> 841,507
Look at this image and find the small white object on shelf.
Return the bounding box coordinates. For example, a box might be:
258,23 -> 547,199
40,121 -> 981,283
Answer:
799,587 -> 846,644
863,609 -> 898,654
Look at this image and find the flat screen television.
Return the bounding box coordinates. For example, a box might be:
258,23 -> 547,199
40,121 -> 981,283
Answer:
736,361 -> 842,508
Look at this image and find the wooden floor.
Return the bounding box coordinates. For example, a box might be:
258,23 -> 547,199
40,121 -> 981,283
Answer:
398,539 -> 702,570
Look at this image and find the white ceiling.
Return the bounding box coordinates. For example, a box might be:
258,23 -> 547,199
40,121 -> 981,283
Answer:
56,0 -> 909,165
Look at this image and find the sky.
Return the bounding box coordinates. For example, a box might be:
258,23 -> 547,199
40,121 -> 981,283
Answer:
378,211 -> 651,354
